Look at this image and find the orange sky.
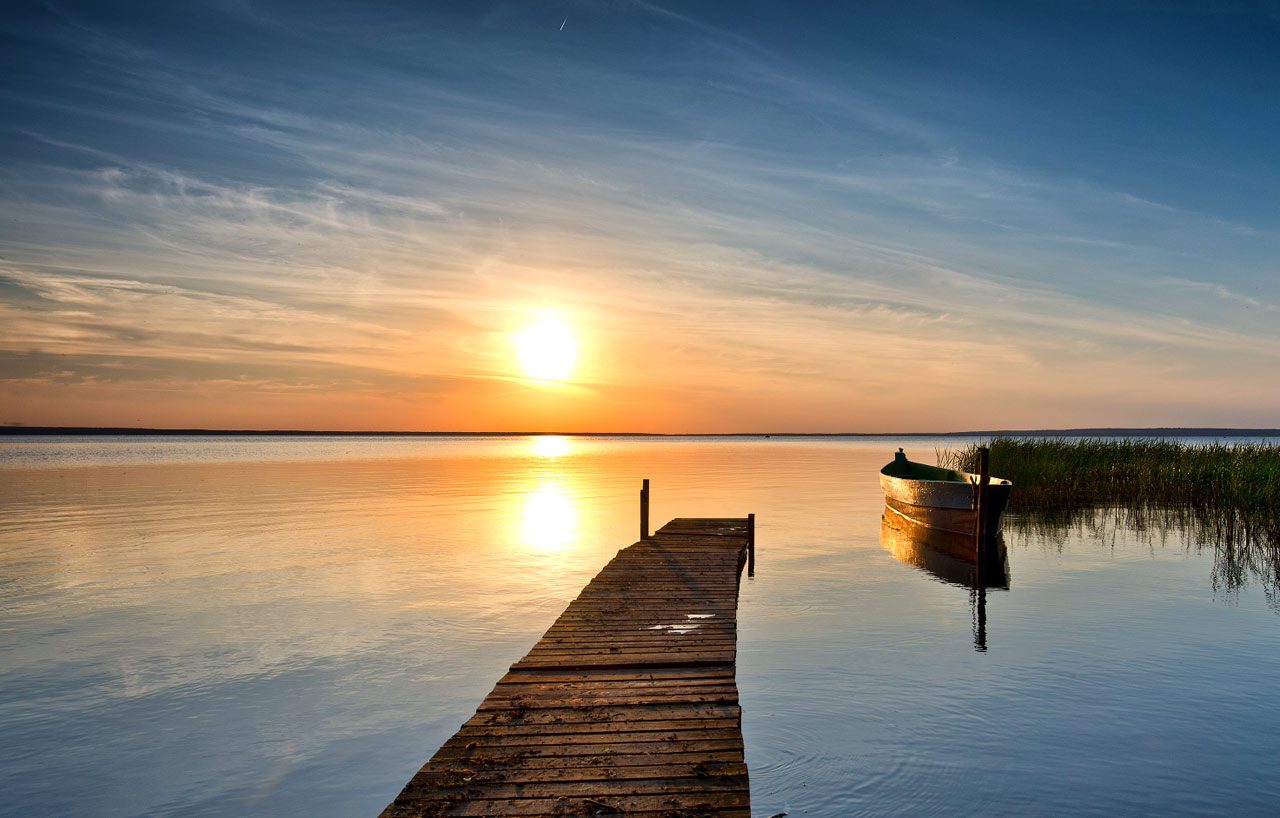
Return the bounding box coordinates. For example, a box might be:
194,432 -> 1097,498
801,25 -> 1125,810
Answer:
5,280 -> 1275,432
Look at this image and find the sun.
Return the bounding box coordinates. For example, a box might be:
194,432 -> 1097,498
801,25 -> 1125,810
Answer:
515,316 -> 576,381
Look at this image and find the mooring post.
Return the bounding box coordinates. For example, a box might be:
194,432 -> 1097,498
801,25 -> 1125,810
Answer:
640,479 -> 650,541
976,446 -> 991,543
747,513 -> 756,576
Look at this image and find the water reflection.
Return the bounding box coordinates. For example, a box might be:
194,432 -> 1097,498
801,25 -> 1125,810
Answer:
1006,505 -> 1280,608
521,480 -> 577,550
519,437 -> 578,550
530,435 -> 570,458
881,507 -> 1010,651
881,508 -> 1011,590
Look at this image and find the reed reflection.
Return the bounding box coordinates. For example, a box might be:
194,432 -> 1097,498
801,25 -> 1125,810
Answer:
881,507 -> 1010,651
1006,505 -> 1280,607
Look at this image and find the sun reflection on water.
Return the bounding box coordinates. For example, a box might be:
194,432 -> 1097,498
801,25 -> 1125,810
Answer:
531,435 -> 570,458
521,480 -> 577,550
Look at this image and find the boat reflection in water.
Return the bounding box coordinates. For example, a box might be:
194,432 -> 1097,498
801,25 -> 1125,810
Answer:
881,505 -> 1010,651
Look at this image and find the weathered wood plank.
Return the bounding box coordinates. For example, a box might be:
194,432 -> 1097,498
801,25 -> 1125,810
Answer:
466,710 -> 740,728
485,678 -> 735,693
480,695 -> 740,710
407,760 -> 748,786
385,795 -> 750,818
478,694 -> 739,710
485,679 -> 739,695
485,680 -> 736,695
522,643 -> 738,655
462,717 -> 742,734
416,750 -> 746,772
394,775 -> 749,801
490,668 -> 736,682
431,738 -> 745,760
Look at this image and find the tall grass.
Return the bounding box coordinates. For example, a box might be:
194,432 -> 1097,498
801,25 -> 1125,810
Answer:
939,437 -> 1280,514
938,437 -> 1280,593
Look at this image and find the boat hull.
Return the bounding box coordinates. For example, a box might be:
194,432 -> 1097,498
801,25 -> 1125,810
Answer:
879,471 -> 1011,536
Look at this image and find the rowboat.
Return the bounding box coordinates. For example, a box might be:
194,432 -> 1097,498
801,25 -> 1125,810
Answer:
880,448 -> 1012,537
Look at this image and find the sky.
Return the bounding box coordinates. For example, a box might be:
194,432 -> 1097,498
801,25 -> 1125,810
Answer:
2,0 -> 1278,433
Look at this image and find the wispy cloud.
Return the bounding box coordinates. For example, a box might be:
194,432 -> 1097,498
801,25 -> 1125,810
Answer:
2,1 -> 1278,429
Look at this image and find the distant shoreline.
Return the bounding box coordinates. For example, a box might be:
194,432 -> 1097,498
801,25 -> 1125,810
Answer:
3,426 -> 1279,438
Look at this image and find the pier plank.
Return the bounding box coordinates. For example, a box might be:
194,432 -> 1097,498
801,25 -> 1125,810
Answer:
379,517 -> 751,817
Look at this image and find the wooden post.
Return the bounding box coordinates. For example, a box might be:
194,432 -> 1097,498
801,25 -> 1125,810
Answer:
747,513 -> 755,576
976,446 -> 990,543
640,479 -> 650,541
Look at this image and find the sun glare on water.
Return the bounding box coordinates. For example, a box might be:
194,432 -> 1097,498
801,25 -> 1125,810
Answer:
532,435 -> 570,458
522,480 -> 577,550
515,316 -> 576,381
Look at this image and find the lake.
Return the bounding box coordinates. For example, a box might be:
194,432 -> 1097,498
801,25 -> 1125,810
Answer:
2,435 -> 1278,817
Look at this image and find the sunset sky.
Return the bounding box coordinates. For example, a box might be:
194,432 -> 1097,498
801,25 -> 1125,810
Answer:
2,1 -> 1278,432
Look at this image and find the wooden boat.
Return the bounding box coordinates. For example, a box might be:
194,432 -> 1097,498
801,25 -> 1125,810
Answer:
880,448 -> 1012,537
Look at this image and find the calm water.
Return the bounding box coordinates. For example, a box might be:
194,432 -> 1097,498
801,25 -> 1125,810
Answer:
2,435 -> 1278,817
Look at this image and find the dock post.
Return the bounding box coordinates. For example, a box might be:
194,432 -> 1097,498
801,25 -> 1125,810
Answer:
640,479 -> 650,541
747,512 -> 756,576
976,446 -> 990,543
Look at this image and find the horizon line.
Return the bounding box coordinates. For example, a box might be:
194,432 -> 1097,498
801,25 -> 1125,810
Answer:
4,426 -> 1280,438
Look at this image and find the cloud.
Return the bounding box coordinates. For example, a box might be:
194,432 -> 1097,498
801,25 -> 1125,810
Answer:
2,1 -> 1279,429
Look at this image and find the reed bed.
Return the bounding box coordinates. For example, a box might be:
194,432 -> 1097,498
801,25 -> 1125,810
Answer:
940,437 -> 1280,510
938,437 -> 1280,578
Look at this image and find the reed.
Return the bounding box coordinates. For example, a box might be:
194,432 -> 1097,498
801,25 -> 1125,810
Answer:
938,437 -> 1280,549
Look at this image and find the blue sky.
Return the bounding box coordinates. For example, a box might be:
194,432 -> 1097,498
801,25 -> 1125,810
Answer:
2,1 -> 1278,431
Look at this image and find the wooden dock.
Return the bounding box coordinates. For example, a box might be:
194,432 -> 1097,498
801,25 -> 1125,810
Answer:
380,517 -> 753,818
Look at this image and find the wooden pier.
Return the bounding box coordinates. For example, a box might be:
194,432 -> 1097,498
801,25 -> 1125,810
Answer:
380,517 -> 753,818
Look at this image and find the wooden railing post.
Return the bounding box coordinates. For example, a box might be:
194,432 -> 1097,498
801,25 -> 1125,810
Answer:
747,513 -> 755,576
640,479 -> 650,541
